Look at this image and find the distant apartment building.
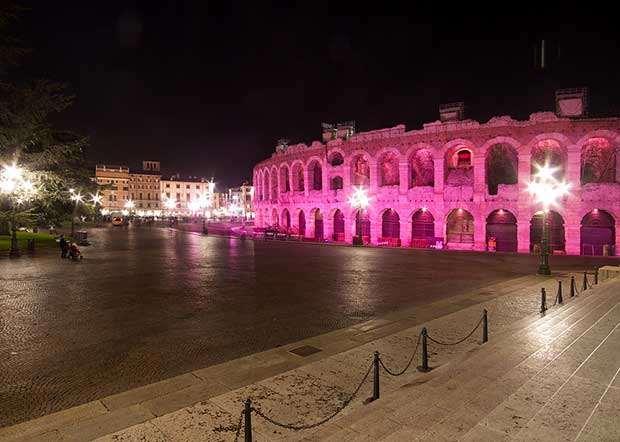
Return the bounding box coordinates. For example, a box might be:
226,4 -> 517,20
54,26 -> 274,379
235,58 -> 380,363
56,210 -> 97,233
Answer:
160,175 -> 214,215
94,164 -> 130,212
129,161 -> 161,211
227,182 -> 254,219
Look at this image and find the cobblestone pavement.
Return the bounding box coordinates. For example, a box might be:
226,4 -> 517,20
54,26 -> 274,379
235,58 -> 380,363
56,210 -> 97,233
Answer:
0,226 -> 616,428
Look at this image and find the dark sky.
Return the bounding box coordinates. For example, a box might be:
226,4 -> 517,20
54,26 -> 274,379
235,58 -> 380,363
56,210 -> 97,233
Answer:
16,3 -> 620,187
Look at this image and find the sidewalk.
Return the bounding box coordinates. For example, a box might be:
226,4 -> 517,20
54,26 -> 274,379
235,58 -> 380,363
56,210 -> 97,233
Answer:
0,271 -> 612,441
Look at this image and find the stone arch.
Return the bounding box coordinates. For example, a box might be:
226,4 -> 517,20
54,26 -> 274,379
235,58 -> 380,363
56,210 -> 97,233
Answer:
332,208 -> 345,241
529,137 -> 568,180
291,160 -> 305,192
446,208 -> 474,245
581,209 -> 615,256
270,166 -> 279,200
353,208 -> 371,244
380,208 -> 401,246
486,209 -> 517,252
263,169 -> 270,201
307,159 -> 323,191
485,143 -> 519,195
271,208 -> 279,226
580,137 -> 615,185
411,208 -> 435,248
377,149 -> 400,187
409,148 -> 434,187
279,164 -> 291,192
281,208 -> 291,229
297,209 -> 306,237
330,176 -> 343,190
309,207 -> 324,240
530,210 -> 565,253
328,149 -> 345,166
444,140 -> 475,185
350,152 -> 371,186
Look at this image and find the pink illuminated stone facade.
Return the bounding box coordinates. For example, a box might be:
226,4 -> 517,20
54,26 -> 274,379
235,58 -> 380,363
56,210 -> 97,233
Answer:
253,110 -> 620,256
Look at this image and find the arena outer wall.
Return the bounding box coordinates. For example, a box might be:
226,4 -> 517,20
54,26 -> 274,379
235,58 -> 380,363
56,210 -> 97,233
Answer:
252,110 -> 620,256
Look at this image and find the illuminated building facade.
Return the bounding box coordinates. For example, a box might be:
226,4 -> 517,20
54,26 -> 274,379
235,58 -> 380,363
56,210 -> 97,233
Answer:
253,91 -> 620,256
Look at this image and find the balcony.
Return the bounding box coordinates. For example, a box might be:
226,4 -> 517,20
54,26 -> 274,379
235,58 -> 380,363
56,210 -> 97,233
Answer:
407,186 -> 434,202
486,184 -> 518,202
444,185 -> 474,202
580,183 -> 620,202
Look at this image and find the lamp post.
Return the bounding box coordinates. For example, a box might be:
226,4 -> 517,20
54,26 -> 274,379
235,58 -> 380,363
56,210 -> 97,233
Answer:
69,189 -> 84,239
348,186 -> 370,245
527,164 -> 571,275
1,163 -> 36,257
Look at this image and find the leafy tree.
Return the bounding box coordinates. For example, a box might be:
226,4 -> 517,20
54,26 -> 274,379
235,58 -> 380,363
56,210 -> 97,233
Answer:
0,3 -> 93,233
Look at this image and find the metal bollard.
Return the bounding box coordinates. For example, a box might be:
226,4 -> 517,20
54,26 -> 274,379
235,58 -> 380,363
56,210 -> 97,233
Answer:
583,271 -> 588,291
372,351 -> 380,401
482,309 -> 488,343
540,287 -> 547,313
418,328 -> 431,372
570,275 -> 576,297
244,399 -> 252,442
557,280 -> 563,304
594,268 -> 599,285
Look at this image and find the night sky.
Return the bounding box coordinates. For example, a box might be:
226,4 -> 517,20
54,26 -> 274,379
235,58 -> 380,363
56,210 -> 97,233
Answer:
16,3 -> 620,187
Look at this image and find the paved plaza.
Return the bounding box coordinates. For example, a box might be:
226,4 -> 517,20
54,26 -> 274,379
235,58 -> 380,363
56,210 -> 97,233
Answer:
0,227 -> 617,430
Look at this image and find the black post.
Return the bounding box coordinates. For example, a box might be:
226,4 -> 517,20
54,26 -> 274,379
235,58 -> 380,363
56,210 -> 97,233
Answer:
594,268 -> 599,285
244,399 -> 252,442
582,271 -> 588,291
418,328 -> 430,372
557,280 -> 563,304
372,351 -> 380,401
538,211 -> 551,275
482,309 -> 488,343
570,275 -> 576,297
540,287 -> 547,313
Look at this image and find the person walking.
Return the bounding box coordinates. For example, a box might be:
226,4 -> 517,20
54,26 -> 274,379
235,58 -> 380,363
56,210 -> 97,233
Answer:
59,234 -> 69,258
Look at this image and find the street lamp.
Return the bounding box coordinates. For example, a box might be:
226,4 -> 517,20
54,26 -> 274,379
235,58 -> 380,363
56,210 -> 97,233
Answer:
69,189 -> 84,239
349,186 -> 370,246
527,163 -> 571,275
1,163 -> 36,257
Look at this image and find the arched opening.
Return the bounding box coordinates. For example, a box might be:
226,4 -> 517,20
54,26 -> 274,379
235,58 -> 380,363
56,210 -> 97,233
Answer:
411,209 -> 435,248
309,161 -> 322,191
379,151 -> 400,186
355,209 -> 371,244
280,166 -> 290,192
486,209 -> 517,252
530,211 -> 565,254
446,208 -> 474,244
333,209 -> 345,241
486,144 -> 518,195
531,139 -> 566,180
281,209 -> 291,229
381,209 -> 401,246
581,210 -> 615,256
312,209 -> 324,240
351,154 -> 370,186
330,176 -> 343,190
445,146 -> 474,185
270,169 -> 278,200
298,210 -> 306,237
329,151 -> 344,166
409,149 -> 434,187
581,138 -> 615,185
291,163 -> 304,191
263,171 -> 269,201
271,208 -> 279,226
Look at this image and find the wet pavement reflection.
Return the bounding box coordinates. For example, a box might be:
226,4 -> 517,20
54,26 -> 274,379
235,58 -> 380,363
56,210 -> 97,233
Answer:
0,227 -> 615,427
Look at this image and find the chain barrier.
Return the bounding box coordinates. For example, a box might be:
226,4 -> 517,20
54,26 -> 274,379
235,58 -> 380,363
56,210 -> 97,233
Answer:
250,360 -> 373,431
426,314 -> 484,346
379,332 -> 422,376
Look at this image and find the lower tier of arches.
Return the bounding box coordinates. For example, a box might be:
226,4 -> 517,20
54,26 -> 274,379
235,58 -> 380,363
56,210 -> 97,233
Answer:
256,203 -> 620,256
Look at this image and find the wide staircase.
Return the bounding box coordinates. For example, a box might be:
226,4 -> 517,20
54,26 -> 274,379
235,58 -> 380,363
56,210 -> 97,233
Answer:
309,276 -> 620,441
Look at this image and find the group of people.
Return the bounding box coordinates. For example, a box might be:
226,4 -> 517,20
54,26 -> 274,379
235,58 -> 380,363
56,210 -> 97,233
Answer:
58,234 -> 82,260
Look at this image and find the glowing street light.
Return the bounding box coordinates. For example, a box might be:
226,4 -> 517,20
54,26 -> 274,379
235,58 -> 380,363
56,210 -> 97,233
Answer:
527,163 -> 571,275
1,163 -> 37,257
90,193 -> 102,206
348,186 -> 370,210
124,200 -> 135,211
